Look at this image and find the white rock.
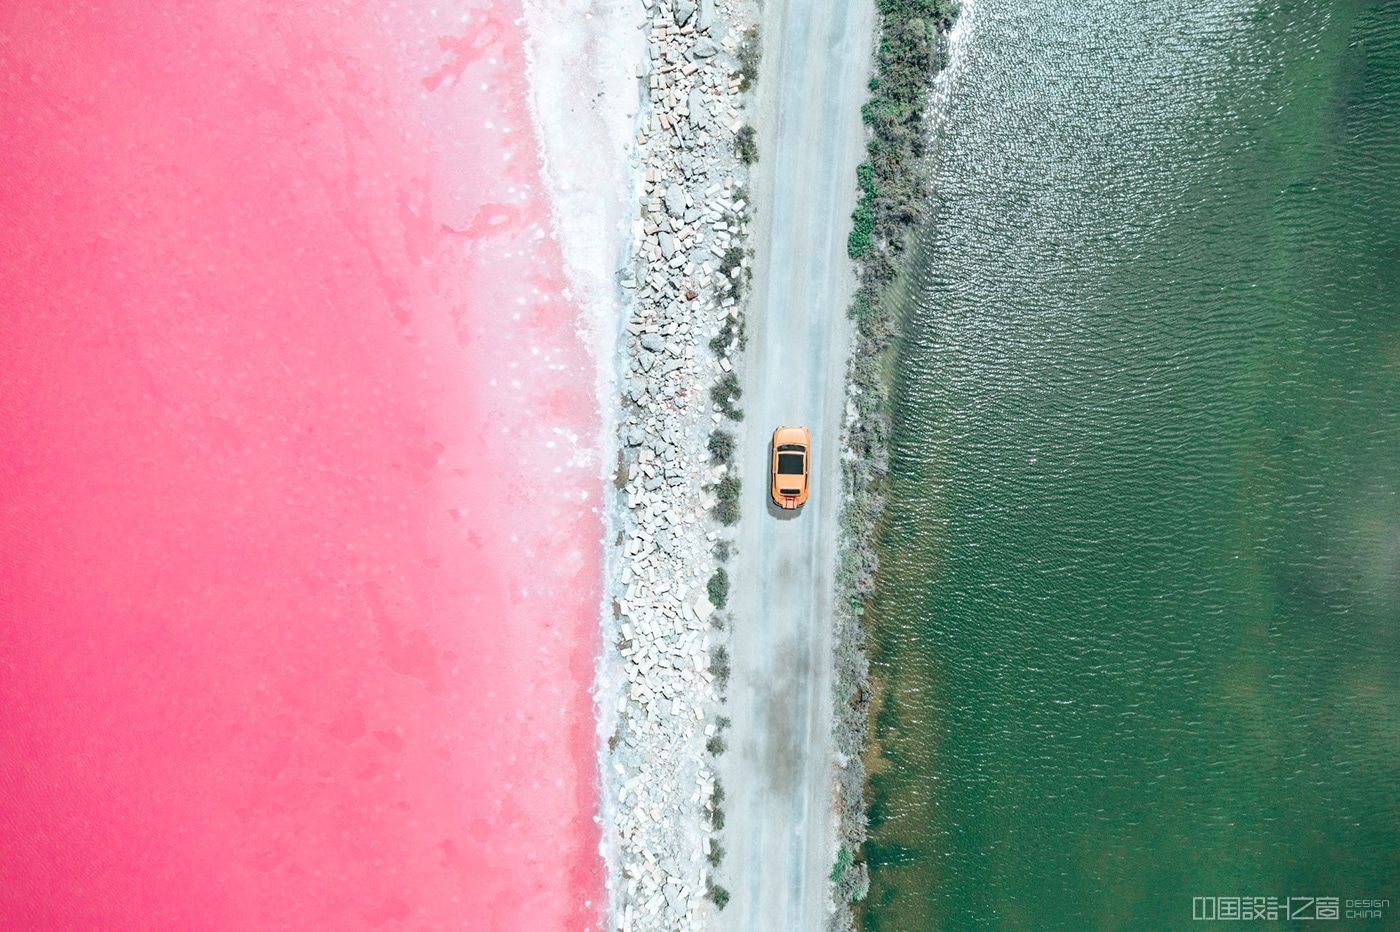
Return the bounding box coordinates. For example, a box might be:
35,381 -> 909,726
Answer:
691,595 -> 715,623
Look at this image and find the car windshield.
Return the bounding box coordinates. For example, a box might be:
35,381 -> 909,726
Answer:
777,452 -> 804,475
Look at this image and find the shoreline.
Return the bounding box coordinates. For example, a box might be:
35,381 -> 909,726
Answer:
519,0 -> 646,924
828,0 -> 967,928
528,0 -> 762,927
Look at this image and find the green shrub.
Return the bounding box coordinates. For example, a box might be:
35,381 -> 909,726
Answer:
706,734 -> 727,755
830,847 -> 852,883
849,294 -> 872,322
719,246 -> 744,278
707,567 -> 730,608
711,372 -> 743,421
708,429 -> 735,463
858,161 -> 874,193
711,644 -> 731,689
734,125 -> 758,164
848,196 -> 875,259
708,317 -> 733,352
715,250 -> 750,302
714,474 -> 741,525
708,882 -> 730,910
736,25 -> 760,91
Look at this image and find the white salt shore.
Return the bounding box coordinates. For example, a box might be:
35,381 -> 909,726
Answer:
523,0 -> 759,928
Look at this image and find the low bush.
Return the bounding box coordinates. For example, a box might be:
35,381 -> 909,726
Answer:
734,125 -> 758,164
716,244 -> 753,304
847,195 -> 875,259
707,567 -> 730,608
719,246 -> 744,278
711,372 -> 743,421
708,429 -> 735,463
830,847 -> 851,884
711,644 -> 731,689
713,474 -> 741,525
736,25 -> 760,91
710,306 -> 745,348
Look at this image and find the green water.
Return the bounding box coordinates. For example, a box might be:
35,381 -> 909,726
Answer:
862,0 -> 1400,928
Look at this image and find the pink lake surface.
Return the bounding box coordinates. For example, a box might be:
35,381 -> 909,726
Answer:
1,2 -> 604,929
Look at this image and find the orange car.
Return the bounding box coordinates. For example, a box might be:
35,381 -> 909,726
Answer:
770,425 -> 811,509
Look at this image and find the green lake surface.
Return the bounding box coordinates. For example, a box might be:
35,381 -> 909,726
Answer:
862,0 -> 1399,928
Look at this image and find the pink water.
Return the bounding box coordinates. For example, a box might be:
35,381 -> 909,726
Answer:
0,2 -> 604,928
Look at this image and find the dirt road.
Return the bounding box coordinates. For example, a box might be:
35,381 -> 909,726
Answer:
716,0 -> 875,928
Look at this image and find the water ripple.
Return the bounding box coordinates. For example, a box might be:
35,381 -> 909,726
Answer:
863,0 -> 1400,928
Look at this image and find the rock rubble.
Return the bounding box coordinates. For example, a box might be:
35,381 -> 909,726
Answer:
603,0 -> 756,928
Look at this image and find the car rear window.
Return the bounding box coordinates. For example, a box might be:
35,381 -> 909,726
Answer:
777,453 -> 804,475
